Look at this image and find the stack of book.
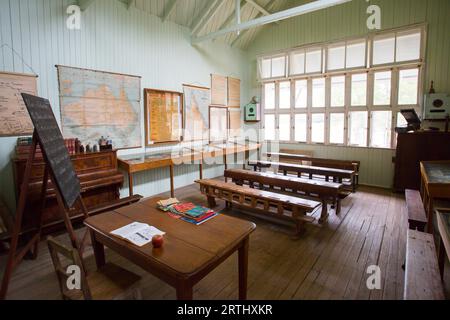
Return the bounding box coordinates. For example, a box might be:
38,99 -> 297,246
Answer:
157,199 -> 218,225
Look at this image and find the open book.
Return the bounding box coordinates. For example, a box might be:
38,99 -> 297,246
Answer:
111,222 -> 165,247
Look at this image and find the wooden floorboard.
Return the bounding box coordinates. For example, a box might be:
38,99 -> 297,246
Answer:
1,182 -> 448,300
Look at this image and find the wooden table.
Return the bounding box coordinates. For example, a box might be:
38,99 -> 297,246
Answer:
84,197 -> 256,300
437,209 -> 450,278
118,142 -> 260,197
420,161 -> 450,233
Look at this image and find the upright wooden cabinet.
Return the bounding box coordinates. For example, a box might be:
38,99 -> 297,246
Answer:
394,132 -> 450,192
13,149 -> 124,234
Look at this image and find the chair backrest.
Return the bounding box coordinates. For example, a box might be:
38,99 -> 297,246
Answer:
47,236 -> 92,300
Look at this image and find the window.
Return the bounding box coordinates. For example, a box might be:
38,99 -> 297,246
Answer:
279,81 -> 291,109
312,78 -> 325,108
260,25 -> 424,149
327,43 -> 345,71
349,111 -> 368,147
370,111 -> 392,148
305,49 -> 322,74
351,73 -> 367,106
259,55 -> 286,79
329,113 -> 345,144
346,40 -> 366,68
398,68 -> 419,105
264,114 -> 275,140
311,114 -> 325,143
295,80 -> 307,109
373,34 -> 395,65
290,51 -> 305,75
279,114 -> 291,141
396,30 -> 421,62
295,114 -> 307,142
331,76 -> 345,107
373,71 -> 392,106
264,83 -> 275,110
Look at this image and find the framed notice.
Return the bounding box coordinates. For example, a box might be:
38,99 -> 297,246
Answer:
209,106 -> 228,143
144,89 -> 183,145
0,72 -> 37,136
227,77 -> 241,108
211,74 -> 227,106
228,108 -> 241,138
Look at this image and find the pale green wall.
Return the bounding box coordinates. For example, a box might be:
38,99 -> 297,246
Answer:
0,0 -> 251,212
246,0 -> 450,188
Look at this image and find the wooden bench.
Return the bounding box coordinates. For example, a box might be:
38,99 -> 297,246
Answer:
265,152 -> 360,191
225,169 -> 348,223
404,229 -> 445,300
196,179 -> 321,235
250,160 -> 356,192
405,189 -> 428,232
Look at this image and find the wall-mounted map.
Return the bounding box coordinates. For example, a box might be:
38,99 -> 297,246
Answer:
183,84 -> 210,141
57,65 -> 141,149
0,72 -> 37,136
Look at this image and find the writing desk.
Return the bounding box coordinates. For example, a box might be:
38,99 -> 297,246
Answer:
84,197 -> 256,300
420,161 -> 450,233
436,209 -> 450,278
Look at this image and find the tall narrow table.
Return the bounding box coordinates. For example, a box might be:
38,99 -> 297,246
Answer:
84,197 -> 256,300
420,161 -> 450,233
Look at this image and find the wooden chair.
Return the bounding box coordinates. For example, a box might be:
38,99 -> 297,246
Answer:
47,236 -> 142,300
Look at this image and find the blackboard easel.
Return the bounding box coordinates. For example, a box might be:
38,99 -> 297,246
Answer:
0,94 -> 90,300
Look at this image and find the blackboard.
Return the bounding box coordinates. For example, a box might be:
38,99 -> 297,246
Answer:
21,93 -> 81,209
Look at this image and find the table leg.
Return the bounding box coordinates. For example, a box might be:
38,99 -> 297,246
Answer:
128,172 -> 134,196
176,282 -> 193,300
319,200 -> 329,223
90,230 -> 106,269
426,196 -> 434,234
169,165 -> 175,197
224,154 -> 228,182
199,163 -> 203,180
238,237 -> 249,300
438,237 -> 445,279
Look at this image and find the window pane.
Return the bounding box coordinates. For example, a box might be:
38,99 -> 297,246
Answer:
398,69 -> 419,105
346,40 -> 366,68
272,56 -> 286,77
351,73 -> 367,106
312,78 -> 325,108
264,114 -> 275,140
264,83 -> 275,110
295,80 -> 307,109
279,81 -> 291,109
290,52 -> 305,75
331,76 -> 345,107
305,49 -> 322,73
295,114 -> 307,142
330,113 -> 345,144
261,58 -> 271,79
374,71 -> 392,105
311,113 -> 325,143
373,36 -> 395,65
371,111 -> 392,148
328,44 -> 345,70
279,114 -> 291,141
349,111 -> 368,147
396,31 -> 421,62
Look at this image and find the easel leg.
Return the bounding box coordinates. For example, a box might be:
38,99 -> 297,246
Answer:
32,166 -> 49,259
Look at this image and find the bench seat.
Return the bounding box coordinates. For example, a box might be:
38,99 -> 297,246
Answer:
405,189 -> 428,232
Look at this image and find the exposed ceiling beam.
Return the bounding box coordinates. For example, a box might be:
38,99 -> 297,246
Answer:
190,0 -> 221,35
162,0 -> 179,22
231,0 -> 277,47
217,0 -> 247,31
78,0 -> 96,11
245,0 -> 271,16
193,0 -> 228,36
126,0 -> 135,10
192,0 -> 352,44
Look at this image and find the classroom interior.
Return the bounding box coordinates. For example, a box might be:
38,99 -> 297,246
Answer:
0,0 -> 449,301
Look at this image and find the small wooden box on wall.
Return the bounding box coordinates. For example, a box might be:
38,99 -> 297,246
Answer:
12,149 -> 124,234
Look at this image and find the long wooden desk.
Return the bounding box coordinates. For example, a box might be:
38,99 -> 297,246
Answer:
420,161 -> 450,233
225,169 -> 345,222
84,197 -> 256,300
250,160 -> 356,192
436,209 -> 450,278
118,142 -> 260,197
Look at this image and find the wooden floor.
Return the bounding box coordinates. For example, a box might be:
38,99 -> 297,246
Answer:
1,182 -> 448,300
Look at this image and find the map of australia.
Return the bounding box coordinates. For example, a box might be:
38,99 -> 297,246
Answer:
58,66 -> 141,149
